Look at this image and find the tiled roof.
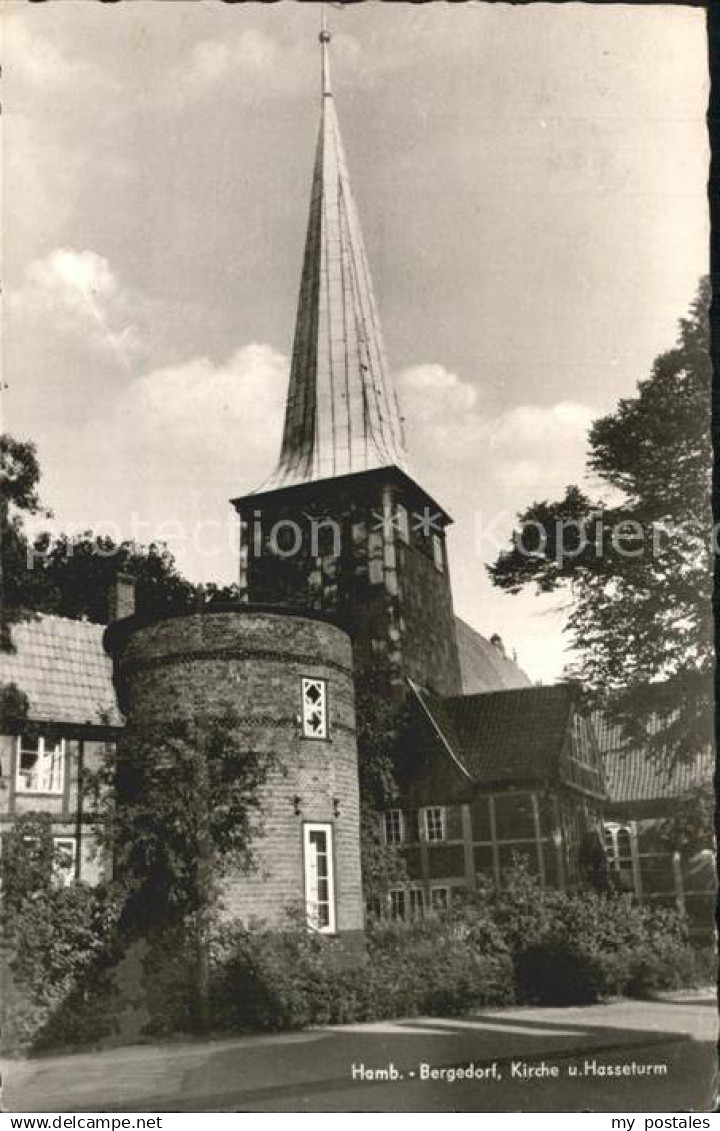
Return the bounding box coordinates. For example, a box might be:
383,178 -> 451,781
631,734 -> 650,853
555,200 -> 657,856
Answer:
418,683 -> 575,787
455,617 -> 532,694
594,713 -> 713,803
1,614 -> 123,728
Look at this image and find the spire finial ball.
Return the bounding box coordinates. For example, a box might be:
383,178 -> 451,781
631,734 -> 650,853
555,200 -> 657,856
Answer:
319,29 -> 331,44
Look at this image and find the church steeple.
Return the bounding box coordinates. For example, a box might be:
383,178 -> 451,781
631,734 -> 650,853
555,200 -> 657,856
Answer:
233,21 -> 462,700
259,22 -> 411,492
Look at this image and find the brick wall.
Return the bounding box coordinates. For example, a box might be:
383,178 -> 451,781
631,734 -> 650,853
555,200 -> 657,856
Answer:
113,609 -> 364,934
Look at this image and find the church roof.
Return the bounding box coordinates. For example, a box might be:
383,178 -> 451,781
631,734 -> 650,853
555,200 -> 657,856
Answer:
454,616 -> 532,693
444,684 -> 576,785
412,683 -> 577,788
1,614 -> 123,729
256,25 -> 411,493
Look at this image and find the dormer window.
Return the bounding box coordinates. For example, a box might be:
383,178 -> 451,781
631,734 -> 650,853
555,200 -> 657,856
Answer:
301,677 -> 328,740
16,736 -> 65,795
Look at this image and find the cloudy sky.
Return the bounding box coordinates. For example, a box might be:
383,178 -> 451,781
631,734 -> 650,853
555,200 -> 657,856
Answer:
4,2 -> 708,682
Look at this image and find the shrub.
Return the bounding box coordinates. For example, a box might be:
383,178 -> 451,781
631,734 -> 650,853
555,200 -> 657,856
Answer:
515,939 -> 608,1005
209,909 -> 514,1032
1,882 -> 123,1052
481,860 -> 701,1006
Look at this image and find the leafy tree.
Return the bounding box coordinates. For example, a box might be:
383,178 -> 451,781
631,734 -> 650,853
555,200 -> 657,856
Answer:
489,278 -> 712,763
0,435 -> 52,647
85,709 -> 273,1028
656,781 -> 715,857
29,532 -> 198,623
0,813 -> 58,919
88,710 -> 271,928
0,814 -> 123,1051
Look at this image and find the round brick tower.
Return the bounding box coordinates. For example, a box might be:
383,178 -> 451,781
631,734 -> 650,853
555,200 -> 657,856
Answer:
106,605 -> 363,937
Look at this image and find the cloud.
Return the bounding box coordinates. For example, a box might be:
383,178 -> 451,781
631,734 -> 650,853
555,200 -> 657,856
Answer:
116,343 -> 287,466
174,29 -> 300,103
398,362 -> 594,502
10,249 -> 145,371
171,27 -> 363,105
7,17 -> 118,93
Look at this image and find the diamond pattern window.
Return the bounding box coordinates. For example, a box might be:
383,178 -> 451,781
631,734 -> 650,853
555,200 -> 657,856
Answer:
301,677 -> 328,739
16,736 -> 65,795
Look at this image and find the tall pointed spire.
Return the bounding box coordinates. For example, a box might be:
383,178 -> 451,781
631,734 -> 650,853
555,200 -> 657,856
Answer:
259,19 -> 411,492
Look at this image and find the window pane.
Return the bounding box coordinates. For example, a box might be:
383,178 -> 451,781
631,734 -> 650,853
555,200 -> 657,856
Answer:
18,746 -> 39,791
44,744 -> 64,793
384,810 -> 403,845
304,824 -> 335,933
424,807 -> 446,842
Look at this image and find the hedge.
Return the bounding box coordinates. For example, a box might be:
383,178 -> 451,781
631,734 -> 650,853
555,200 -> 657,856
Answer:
1,862 -> 714,1051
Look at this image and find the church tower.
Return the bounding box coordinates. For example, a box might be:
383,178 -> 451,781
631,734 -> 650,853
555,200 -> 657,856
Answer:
232,24 -> 462,698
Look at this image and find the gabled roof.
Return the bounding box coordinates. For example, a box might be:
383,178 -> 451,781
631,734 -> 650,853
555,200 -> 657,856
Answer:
255,27 -> 411,494
1,614 -> 123,729
454,616 -> 532,694
412,682 -> 576,788
444,684 -> 575,785
594,713 -> 713,804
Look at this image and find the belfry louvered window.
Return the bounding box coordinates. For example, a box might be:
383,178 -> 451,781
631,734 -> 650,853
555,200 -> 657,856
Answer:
301,677 -> 328,739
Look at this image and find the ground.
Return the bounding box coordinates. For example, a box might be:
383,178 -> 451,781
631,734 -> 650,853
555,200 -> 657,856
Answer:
3,992 -> 716,1113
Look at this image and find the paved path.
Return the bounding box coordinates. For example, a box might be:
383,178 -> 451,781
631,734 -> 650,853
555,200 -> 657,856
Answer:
3,993 -> 716,1113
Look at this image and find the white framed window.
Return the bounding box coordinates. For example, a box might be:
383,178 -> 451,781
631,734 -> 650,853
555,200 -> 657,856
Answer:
395,504 -> 410,544
383,809 -> 404,845
432,533 -> 445,573
53,837 -> 77,886
16,736 -> 65,795
389,886 -> 425,921
301,677 -> 328,739
303,823 -> 335,933
430,886 -> 450,912
603,822 -> 636,892
421,806 -> 446,843
389,888 -> 406,920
